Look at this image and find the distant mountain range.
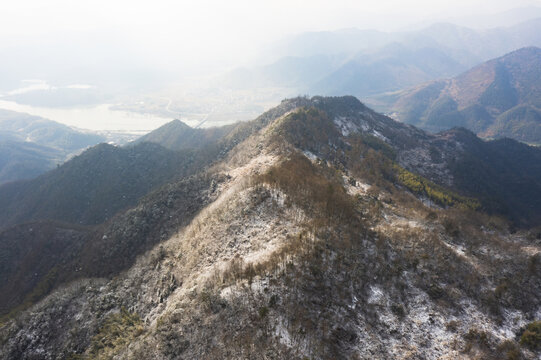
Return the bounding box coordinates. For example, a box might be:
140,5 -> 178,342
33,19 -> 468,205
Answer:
311,44 -> 466,97
0,110 -> 105,184
373,47 -> 541,144
224,18 -> 541,100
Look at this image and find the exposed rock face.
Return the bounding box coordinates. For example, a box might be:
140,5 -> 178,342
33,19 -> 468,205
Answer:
0,96 -> 540,359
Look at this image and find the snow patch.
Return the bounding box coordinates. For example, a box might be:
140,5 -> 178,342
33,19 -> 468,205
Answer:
367,285 -> 386,305
302,150 -> 317,162
334,116 -> 360,136
372,130 -> 389,143
275,320 -> 294,348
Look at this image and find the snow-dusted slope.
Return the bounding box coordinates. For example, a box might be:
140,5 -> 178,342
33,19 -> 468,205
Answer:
1,96 -> 540,359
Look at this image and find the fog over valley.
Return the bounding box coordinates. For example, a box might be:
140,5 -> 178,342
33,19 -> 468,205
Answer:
2,0 -> 541,133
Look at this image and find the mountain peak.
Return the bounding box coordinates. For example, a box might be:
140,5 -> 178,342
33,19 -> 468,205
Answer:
168,118 -> 192,129
498,46 -> 541,61
148,119 -> 193,134
508,45 -> 541,53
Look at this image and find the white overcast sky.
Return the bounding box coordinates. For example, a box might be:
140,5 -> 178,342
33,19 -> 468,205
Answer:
1,0 -> 540,73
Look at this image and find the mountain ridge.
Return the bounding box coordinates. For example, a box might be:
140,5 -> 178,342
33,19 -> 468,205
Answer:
0,96 -> 540,359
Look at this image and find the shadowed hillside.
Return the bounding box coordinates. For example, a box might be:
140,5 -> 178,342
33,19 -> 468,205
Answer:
0,142 -> 202,227
0,109 -> 106,184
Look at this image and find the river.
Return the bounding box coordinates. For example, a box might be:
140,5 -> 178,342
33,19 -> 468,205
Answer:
0,99 -> 174,132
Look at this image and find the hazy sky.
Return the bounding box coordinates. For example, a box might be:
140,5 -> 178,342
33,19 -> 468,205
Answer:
1,0 -> 541,75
